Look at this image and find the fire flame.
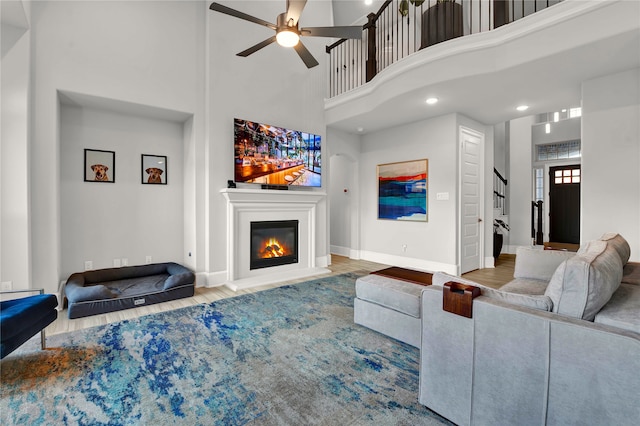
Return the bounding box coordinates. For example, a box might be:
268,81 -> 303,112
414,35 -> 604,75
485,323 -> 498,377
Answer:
259,237 -> 288,258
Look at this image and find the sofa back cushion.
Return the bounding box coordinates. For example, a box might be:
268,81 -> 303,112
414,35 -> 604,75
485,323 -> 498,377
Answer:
599,233 -> 631,265
514,247 -> 576,281
545,240 -> 622,321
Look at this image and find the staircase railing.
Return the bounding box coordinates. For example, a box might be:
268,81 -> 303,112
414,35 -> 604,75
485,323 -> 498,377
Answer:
531,200 -> 544,245
494,168 -> 507,215
327,0 -> 563,98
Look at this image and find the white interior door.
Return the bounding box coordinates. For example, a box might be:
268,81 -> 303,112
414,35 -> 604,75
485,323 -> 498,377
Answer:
459,126 -> 484,274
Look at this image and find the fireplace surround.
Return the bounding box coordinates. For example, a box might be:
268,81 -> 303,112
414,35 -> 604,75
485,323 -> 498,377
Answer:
221,188 -> 329,290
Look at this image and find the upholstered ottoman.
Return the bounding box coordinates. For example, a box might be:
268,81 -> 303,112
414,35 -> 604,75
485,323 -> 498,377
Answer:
354,269 -> 431,348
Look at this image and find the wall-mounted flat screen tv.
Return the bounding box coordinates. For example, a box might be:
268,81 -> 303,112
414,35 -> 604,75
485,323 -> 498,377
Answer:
234,118 -> 321,187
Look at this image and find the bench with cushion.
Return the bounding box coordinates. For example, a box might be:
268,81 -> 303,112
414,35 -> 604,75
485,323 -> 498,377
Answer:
1,289 -> 58,359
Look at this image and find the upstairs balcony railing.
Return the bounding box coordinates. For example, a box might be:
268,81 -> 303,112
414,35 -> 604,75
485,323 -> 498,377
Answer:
327,0 -> 563,98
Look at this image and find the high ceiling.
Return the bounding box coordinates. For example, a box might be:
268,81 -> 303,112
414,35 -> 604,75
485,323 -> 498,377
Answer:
332,0 -> 386,26
325,0 -> 640,133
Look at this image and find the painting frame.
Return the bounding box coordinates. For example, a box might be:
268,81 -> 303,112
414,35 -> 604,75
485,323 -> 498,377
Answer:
377,159 -> 428,222
141,154 -> 168,185
84,149 -> 115,183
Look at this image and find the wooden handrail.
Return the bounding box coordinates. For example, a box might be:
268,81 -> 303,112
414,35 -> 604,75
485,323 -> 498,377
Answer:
326,0 -> 564,98
494,168 -> 507,185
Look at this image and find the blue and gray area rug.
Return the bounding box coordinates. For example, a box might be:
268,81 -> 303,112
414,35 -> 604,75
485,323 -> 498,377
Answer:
1,273 -> 451,425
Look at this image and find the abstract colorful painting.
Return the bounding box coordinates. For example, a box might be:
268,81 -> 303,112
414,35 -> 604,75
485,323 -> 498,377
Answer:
377,159 -> 428,221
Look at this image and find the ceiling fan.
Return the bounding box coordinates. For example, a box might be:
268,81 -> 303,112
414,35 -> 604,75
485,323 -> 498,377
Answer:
209,0 -> 362,68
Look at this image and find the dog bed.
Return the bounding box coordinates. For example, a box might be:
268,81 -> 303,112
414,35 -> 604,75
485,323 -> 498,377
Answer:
64,262 -> 195,319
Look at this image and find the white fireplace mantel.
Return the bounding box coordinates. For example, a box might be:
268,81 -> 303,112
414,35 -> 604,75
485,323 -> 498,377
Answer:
220,188 -> 329,290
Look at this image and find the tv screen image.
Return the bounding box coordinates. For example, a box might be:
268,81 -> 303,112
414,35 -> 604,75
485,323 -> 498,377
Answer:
234,118 -> 321,187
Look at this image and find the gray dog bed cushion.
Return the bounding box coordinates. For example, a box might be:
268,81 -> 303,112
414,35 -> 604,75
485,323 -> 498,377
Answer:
65,262 -> 195,319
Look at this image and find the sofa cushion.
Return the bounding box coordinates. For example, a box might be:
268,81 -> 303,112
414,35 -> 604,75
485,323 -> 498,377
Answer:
0,294 -> 59,340
513,247 -> 576,281
594,283 -> 640,333
355,274 -> 423,318
600,233 -> 631,265
545,241 -> 622,321
499,278 -> 548,295
433,272 -> 553,312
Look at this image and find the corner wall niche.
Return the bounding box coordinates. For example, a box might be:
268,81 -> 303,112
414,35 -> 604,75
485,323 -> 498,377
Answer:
221,188 -> 329,291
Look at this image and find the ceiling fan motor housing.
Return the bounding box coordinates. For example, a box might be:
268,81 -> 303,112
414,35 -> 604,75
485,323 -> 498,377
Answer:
276,13 -> 300,47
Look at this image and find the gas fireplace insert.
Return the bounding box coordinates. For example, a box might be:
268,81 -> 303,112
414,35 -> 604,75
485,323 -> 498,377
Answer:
250,220 -> 299,270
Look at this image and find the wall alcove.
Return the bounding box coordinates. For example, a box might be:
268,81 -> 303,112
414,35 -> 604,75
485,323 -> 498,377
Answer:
57,91 -> 194,281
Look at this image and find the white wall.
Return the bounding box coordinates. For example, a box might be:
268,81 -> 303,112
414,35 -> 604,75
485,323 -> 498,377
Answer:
358,114 -> 459,273
509,115 -> 536,249
28,0 -> 205,294
532,116 -> 581,145
327,128 -> 361,257
1,2 -> 30,290
59,104 -> 185,278
494,122 -> 507,175
207,1 -> 333,277
582,68 -> 640,260
328,113 -> 493,272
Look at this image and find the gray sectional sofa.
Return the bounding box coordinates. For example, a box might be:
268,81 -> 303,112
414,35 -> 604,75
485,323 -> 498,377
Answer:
419,233 -> 640,425
354,233 -> 640,424
65,262 -> 195,319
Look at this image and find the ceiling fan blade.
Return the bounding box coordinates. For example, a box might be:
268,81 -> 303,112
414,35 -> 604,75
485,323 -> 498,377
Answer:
293,41 -> 319,68
237,36 -> 277,57
285,0 -> 307,25
301,26 -> 363,39
209,2 -> 277,30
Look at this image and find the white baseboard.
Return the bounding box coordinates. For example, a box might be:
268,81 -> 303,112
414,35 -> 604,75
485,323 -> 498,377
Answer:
198,271 -> 226,288
330,245 -> 350,257
484,256 -> 495,268
330,245 -> 361,260
316,254 -> 330,268
358,250 -> 457,275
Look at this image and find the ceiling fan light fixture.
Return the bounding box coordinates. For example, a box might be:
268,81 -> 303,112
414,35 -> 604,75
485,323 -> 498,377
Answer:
276,29 -> 300,47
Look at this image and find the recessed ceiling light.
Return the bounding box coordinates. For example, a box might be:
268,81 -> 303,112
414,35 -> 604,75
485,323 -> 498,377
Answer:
357,127 -> 364,132
516,105 -> 529,112
425,97 -> 438,105
364,0 -> 373,5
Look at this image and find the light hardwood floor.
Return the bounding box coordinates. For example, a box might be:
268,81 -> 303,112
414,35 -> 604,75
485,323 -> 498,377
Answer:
47,254 -> 515,336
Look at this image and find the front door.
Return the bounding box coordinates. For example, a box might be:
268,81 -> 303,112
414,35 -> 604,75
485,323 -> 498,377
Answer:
549,165 -> 580,244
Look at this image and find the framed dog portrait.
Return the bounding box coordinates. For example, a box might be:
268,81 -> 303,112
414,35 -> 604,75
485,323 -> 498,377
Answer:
141,154 -> 167,185
84,149 -> 115,183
